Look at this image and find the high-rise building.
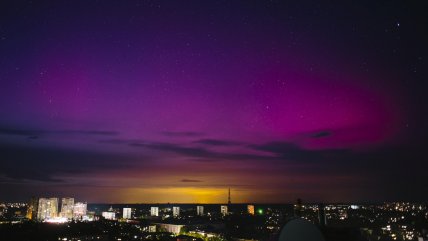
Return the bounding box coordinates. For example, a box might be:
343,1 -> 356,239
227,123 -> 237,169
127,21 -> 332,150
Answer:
172,206 -> 180,217
73,202 -> 87,220
37,198 -> 58,221
151,207 -> 159,216
196,206 -> 204,216
123,208 -> 132,219
60,198 -> 74,220
247,205 -> 255,215
26,197 -> 39,220
221,205 -> 228,216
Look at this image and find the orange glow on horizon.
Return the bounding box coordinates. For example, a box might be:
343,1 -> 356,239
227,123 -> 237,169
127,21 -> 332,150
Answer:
112,187 -> 254,203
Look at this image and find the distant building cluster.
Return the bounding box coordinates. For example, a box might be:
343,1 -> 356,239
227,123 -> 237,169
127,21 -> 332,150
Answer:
26,197 -> 88,222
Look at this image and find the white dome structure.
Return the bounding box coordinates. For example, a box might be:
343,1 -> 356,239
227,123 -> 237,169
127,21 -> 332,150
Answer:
278,218 -> 325,241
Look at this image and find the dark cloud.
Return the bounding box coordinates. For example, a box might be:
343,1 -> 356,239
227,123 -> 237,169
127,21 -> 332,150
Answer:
0,126 -> 118,139
130,142 -> 214,157
161,131 -> 204,137
129,141 -> 275,162
0,173 -> 63,184
61,130 -> 118,135
0,143 -> 139,183
187,158 -> 224,163
101,139 -> 230,160
104,137 -> 427,185
194,139 -> 241,146
99,139 -> 143,144
102,138 -> 227,158
180,179 -> 203,183
311,131 -> 331,138
252,141 -> 372,171
249,141 -> 428,200
0,128 -> 38,136
251,141 -> 350,163
98,137 -> 428,201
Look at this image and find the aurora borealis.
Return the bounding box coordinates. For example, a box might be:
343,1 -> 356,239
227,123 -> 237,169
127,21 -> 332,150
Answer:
1,1 -> 427,203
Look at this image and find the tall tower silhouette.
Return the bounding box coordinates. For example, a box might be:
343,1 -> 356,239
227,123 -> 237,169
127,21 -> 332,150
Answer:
228,188 -> 231,205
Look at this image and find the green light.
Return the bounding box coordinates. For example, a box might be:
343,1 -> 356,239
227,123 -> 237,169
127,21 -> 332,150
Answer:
258,209 -> 263,215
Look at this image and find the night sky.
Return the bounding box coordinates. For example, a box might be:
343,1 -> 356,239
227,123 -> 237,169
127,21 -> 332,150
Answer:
1,1 -> 427,203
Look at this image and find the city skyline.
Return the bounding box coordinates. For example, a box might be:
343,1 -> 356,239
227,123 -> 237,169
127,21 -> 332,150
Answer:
1,1 -> 428,203
2,199 -> 426,241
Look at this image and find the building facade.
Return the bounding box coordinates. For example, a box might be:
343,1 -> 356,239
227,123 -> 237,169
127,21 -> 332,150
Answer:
197,206 -> 204,216
26,197 -> 39,220
102,211 -> 116,220
37,198 -> 59,221
221,205 -> 228,216
157,223 -> 184,234
73,202 -> 87,220
247,205 -> 255,215
151,207 -> 159,216
123,207 -> 132,219
173,206 -> 180,217
61,197 -> 74,220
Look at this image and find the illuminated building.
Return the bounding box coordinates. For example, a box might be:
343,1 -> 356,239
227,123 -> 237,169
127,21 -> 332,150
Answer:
37,198 -> 58,221
123,207 -> 132,219
247,205 -> 255,215
149,225 -> 156,232
156,223 -> 184,234
102,211 -> 115,220
102,206 -> 116,220
173,206 -> 180,217
151,207 -> 159,216
197,205 -> 204,216
60,197 -> 74,220
26,197 -> 39,220
102,207 -> 115,220
221,205 -> 228,215
73,202 -> 87,220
